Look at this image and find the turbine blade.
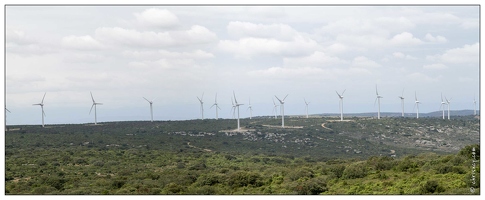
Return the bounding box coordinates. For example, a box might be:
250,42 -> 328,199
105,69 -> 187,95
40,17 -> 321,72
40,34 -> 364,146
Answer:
374,97 -> 377,107
90,91 -> 95,102
41,92 -> 46,104
275,95 -> 282,103
415,91 -> 417,101
441,93 -> 443,102
6,108 -> 11,113
42,110 -> 46,117
401,88 -> 404,97
233,91 -> 238,104
210,104 -> 216,109
342,89 -> 346,96
89,104 -> 94,114
283,94 -> 289,101
143,97 -> 150,102
335,91 -> 340,97
375,85 -> 378,95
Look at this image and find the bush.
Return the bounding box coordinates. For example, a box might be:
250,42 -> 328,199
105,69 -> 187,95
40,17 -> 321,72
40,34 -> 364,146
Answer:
342,162 -> 367,179
287,167 -> 314,181
420,180 -> 445,194
294,177 -> 328,195
226,171 -> 261,188
459,144 -> 480,160
328,164 -> 346,179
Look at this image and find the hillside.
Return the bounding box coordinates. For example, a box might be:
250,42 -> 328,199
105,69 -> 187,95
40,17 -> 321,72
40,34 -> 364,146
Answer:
5,116 -> 480,194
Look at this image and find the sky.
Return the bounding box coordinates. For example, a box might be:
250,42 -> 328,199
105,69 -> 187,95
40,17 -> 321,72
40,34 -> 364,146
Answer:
2,3 -> 481,125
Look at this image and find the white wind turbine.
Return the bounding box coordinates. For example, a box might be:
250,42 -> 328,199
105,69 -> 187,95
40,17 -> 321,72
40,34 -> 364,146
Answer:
304,98 -> 310,119
272,98 -> 279,119
197,93 -> 204,120
32,92 -> 46,127
398,89 -> 405,117
374,85 -> 383,119
210,93 -> 221,120
247,97 -> 253,119
275,94 -> 288,128
90,92 -> 103,125
336,89 -> 346,121
413,91 -> 421,119
233,91 -> 244,130
440,93 -> 446,119
143,97 -> 155,122
445,96 -> 452,120
474,96 -> 477,115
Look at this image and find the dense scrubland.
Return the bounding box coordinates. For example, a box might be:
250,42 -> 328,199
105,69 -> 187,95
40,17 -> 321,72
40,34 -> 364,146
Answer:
5,116 -> 480,194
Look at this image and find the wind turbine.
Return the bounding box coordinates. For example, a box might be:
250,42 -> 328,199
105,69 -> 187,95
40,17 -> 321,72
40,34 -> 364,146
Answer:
304,98 -> 310,118
336,89 -> 346,121
247,97 -> 253,119
233,91 -> 244,130
210,93 -> 221,120
398,89 -> 405,117
272,98 -> 279,119
90,92 -> 102,125
445,96 -> 452,120
143,97 -> 155,122
474,96 -> 477,115
230,96 -> 236,119
197,93 -> 204,120
374,85 -> 383,119
275,94 -> 288,128
413,91 -> 421,119
32,92 -> 46,127
440,93 -> 446,119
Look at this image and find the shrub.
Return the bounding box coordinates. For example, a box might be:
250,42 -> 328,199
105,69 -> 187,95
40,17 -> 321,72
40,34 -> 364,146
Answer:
328,164 -> 346,179
287,167 -> 314,181
342,162 -> 367,179
420,180 -> 445,194
436,164 -> 453,174
459,144 -> 480,160
294,177 -> 328,195
226,171 -> 261,187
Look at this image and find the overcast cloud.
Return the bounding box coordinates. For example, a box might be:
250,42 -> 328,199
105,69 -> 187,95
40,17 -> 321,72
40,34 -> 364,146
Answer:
3,5 -> 480,125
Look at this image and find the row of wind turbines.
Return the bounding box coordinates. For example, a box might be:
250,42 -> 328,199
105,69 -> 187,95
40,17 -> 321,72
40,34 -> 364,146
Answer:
7,86 -> 478,129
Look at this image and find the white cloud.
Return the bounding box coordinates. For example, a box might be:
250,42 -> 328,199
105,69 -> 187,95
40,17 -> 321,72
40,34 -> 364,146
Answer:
423,63 -> 447,70
424,33 -> 447,43
61,35 -> 104,50
94,25 -> 217,48
352,56 -> 380,68
6,30 -> 35,45
283,51 -> 347,67
134,8 -> 179,28
62,53 -> 105,63
227,21 -> 298,40
461,18 -> 479,29
390,32 -> 423,46
393,52 -> 417,60
440,43 -> 479,64
407,72 -> 441,82
123,49 -> 214,60
218,35 -> 318,59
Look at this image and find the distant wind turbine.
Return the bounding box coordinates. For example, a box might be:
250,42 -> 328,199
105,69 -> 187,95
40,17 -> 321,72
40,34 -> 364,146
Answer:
210,93 -> 221,120
272,98 -> 279,119
32,92 -> 46,127
336,89 -> 346,121
90,92 -> 102,125
398,89 -> 405,117
233,91 -> 244,130
445,96 -> 452,120
374,85 -> 383,119
304,98 -> 310,118
275,94 -> 288,128
440,93 -> 446,119
197,93 -> 204,120
143,97 -> 155,122
474,96 -> 477,115
247,97 -> 253,119
413,91 -> 421,119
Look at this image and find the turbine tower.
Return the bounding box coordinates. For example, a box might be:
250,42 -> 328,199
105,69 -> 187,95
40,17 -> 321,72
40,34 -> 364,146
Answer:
304,98 -> 310,119
90,92 -> 103,125
445,96 -> 452,120
143,97 -> 155,122
210,93 -> 221,120
474,96 -> 477,115
398,89 -> 405,117
336,89 -> 346,121
272,98 -> 279,119
374,85 -> 383,119
275,94 -> 288,128
413,91 -> 421,119
233,91 -> 244,130
247,97 -> 253,119
440,93 -> 446,119
32,92 -> 46,127
197,93 -> 204,120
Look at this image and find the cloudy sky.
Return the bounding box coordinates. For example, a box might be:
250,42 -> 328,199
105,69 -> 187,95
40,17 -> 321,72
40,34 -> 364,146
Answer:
3,4 -> 480,125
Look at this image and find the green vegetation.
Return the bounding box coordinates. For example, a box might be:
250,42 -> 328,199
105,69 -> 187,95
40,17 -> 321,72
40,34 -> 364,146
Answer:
5,116 -> 480,194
